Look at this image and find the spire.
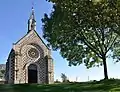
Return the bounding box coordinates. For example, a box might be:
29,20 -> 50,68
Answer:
30,7 -> 35,20
28,6 -> 36,33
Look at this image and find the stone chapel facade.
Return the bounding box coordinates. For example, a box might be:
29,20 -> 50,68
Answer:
5,7 -> 54,84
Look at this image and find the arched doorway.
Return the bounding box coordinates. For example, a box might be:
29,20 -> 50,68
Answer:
28,64 -> 37,83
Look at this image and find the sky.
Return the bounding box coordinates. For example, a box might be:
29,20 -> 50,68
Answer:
0,0 -> 120,82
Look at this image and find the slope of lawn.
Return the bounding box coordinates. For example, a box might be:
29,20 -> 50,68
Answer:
0,79 -> 120,92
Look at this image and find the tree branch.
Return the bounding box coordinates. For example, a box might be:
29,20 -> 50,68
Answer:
81,31 -> 102,58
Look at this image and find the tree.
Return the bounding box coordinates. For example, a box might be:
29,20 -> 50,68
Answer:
0,72 -> 2,79
1,70 -> 5,75
61,73 -> 68,82
0,70 -> 5,79
42,0 -> 120,79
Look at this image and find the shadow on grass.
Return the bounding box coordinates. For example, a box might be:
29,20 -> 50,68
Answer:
0,79 -> 120,92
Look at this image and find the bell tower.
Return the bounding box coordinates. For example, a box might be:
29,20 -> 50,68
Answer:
28,7 -> 36,33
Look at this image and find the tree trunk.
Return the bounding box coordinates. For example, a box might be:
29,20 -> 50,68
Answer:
103,56 -> 108,79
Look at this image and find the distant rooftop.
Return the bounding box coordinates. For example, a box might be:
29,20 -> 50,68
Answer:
0,64 -> 5,70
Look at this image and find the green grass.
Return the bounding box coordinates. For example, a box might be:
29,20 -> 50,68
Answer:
0,79 -> 120,92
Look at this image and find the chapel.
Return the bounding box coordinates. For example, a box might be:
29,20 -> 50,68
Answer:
5,7 -> 54,84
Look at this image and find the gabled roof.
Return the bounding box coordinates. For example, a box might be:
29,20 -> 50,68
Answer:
14,33 -> 28,45
34,30 -> 50,50
14,30 -> 50,50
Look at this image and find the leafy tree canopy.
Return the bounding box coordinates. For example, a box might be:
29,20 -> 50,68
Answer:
42,0 -> 120,79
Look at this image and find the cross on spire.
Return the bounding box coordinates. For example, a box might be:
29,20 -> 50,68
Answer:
28,6 -> 36,33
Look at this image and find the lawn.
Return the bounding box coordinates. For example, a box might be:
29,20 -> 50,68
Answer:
0,79 -> 120,92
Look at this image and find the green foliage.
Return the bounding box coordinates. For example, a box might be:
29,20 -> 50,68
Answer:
1,70 -> 5,75
0,72 -> 2,78
42,0 -> 120,79
61,73 -> 68,82
0,70 -> 5,79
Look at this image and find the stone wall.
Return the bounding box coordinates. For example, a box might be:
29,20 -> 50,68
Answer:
6,30 -> 54,84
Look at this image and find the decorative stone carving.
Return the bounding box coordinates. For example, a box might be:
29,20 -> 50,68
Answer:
5,7 -> 54,84
27,48 -> 39,59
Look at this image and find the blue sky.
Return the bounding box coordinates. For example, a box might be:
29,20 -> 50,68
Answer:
0,0 -> 120,82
